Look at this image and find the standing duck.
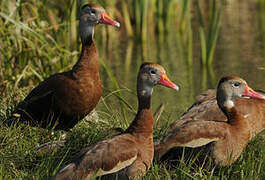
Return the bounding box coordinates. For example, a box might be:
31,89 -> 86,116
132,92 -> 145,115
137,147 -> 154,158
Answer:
155,76 -> 265,166
15,4 -> 120,130
54,62 -> 179,180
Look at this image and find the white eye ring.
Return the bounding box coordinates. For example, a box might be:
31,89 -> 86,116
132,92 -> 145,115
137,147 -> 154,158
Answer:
150,70 -> 156,75
232,82 -> 240,88
90,10 -> 96,15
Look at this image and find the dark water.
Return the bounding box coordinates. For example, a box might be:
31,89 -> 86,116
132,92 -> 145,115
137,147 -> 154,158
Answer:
95,2 -> 265,125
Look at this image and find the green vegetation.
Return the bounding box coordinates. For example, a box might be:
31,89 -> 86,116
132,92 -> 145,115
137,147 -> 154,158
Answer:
197,0 -> 223,67
1,0 -> 265,179
1,89 -> 265,179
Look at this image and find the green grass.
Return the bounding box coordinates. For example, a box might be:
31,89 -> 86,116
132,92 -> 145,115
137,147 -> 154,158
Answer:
0,88 -> 265,179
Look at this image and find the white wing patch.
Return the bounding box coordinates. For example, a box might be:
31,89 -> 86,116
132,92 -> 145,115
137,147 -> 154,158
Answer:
95,155 -> 137,176
58,163 -> 74,173
181,137 -> 220,148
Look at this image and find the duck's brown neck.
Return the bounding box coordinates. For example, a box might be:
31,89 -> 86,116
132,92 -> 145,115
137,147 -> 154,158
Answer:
126,108 -> 154,136
71,23 -> 99,76
225,107 -> 247,126
126,94 -> 154,136
225,107 -> 251,146
72,42 -> 99,78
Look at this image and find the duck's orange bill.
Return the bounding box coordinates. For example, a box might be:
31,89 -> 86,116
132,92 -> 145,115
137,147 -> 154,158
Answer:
158,73 -> 179,91
243,85 -> 265,99
100,12 -> 120,27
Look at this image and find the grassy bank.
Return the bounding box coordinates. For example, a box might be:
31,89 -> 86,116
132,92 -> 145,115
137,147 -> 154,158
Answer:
0,88 -> 264,179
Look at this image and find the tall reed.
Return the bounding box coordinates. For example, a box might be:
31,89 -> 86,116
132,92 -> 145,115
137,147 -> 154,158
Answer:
175,0 -> 193,66
258,0 -> 265,54
196,0 -> 224,67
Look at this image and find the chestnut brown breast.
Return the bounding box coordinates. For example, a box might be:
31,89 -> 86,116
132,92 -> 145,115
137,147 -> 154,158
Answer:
17,44 -> 101,130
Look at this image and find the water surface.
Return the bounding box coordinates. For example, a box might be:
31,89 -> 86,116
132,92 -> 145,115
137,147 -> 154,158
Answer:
96,1 -> 265,126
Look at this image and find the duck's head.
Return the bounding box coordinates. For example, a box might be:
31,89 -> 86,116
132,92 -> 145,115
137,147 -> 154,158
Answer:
137,62 -> 179,98
79,4 -> 120,44
80,3 -> 120,27
217,76 -> 265,111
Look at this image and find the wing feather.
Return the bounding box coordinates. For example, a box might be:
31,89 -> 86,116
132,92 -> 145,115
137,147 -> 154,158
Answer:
54,134 -> 138,180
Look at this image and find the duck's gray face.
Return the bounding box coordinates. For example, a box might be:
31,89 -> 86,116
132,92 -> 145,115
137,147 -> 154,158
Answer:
80,4 -> 120,27
217,76 -> 265,109
225,79 -> 247,100
139,64 -> 179,91
224,78 -> 264,100
80,5 -> 101,26
139,66 -> 161,87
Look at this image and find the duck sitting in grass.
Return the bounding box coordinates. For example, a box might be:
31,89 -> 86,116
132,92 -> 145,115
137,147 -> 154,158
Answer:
155,76 -> 265,166
15,3 -> 120,131
54,62 -> 179,180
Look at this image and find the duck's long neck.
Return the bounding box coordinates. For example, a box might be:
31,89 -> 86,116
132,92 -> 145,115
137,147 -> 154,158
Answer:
80,25 -> 94,46
225,107 -> 244,125
72,25 -> 99,77
217,87 -> 234,123
126,83 -> 154,136
218,97 -> 248,126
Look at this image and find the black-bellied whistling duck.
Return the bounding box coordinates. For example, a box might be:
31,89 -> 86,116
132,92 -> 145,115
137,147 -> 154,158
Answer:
15,4 -> 120,130
169,89 -> 265,140
54,62 -> 179,180
155,76 -> 265,166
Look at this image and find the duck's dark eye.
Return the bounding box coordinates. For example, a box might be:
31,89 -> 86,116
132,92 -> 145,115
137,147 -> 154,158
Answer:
233,82 -> 240,87
150,70 -> 156,75
90,9 -> 96,15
